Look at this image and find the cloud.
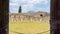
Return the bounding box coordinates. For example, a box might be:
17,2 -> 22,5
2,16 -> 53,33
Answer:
21,0 -> 48,13
10,0 -> 48,6
10,0 -> 49,13
22,4 -> 34,13
10,3 -> 18,6
10,0 -> 19,2
20,0 -> 48,4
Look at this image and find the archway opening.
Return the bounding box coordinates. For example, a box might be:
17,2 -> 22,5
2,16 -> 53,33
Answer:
9,0 -> 50,34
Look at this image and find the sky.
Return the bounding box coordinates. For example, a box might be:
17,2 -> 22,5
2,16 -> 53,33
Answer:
9,0 -> 50,13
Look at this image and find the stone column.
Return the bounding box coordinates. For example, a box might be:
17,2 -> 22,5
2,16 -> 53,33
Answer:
0,0 -> 9,34
50,0 -> 60,34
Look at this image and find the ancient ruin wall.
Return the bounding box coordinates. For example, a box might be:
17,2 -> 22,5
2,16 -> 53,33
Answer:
9,12 -> 50,22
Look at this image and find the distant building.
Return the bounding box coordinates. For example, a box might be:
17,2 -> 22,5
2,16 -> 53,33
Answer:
9,11 -> 50,22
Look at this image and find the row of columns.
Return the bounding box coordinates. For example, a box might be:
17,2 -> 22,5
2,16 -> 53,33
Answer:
9,17 -> 43,22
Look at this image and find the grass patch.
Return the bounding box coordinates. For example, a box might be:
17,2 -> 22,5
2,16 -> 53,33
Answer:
9,22 -> 50,34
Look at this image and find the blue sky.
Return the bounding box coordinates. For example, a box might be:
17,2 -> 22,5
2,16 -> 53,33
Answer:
9,0 -> 50,13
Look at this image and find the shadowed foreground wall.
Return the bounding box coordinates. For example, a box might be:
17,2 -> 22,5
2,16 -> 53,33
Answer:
0,0 -> 9,34
50,0 -> 60,34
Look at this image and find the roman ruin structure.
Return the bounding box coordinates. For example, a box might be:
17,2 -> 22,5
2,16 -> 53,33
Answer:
9,12 -> 50,22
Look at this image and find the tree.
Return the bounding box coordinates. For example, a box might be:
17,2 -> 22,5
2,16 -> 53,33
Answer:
18,6 -> 22,13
